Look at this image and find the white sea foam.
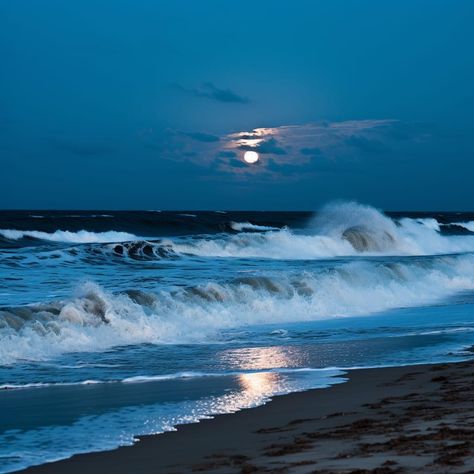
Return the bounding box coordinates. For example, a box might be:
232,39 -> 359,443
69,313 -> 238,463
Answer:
415,218 -> 441,231
0,229 -> 138,244
0,380 -> 102,390
230,222 -> 280,232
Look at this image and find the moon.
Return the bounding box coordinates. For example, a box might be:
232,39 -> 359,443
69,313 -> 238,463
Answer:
243,150 -> 259,164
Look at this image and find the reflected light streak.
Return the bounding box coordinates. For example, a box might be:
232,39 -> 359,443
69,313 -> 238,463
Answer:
220,346 -> 306,371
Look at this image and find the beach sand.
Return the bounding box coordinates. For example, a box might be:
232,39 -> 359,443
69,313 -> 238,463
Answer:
19,360 -> 474,473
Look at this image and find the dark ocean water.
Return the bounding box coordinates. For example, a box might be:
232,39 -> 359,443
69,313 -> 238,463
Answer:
1,202 -> 474,472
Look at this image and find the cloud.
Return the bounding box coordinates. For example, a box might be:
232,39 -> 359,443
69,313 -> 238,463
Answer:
182,131 -> 220,142
300,147 -> 322,156
53,139 -> 114,157
176,82 -> 250,104
227,158 -> 248,168
241,137 -> 287,155
217,150 -> 237,158
266,158 -> 302,175
142,119 -> 427,180
344,135 -> 388,154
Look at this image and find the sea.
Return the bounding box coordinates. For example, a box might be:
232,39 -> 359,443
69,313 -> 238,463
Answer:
1,201 -> 474,472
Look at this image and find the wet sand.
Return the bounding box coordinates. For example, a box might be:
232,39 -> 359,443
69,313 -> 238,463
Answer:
19,360 -> 474,473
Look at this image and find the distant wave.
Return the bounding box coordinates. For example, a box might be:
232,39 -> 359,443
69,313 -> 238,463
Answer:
3,203 -> 474,261
230,221 -> 280,232
2,252 -> 474,364
455,221 -> 474,233
0,380 -> 102,390
0,367 -> 341,391
0,229 -> 138,244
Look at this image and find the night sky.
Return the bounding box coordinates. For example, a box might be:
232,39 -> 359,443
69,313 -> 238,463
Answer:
1,0 -> 473,210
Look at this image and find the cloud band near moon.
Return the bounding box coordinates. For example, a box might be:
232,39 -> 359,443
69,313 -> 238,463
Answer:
139,119 -> 428,180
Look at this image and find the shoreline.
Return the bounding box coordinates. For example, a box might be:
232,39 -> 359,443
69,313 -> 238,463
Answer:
17,359 -> 474,473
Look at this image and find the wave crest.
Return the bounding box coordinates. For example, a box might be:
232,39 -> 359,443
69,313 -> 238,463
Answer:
109,241 -> 178,260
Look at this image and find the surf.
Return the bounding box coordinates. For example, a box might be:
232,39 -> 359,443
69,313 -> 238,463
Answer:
2,251 -> 474,364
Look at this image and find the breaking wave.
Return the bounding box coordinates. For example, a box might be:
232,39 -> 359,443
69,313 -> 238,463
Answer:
2,252 -> 474,364
170,203 -> 474,259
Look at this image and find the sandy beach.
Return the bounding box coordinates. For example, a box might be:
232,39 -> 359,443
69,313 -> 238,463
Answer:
17,359 -> 474,474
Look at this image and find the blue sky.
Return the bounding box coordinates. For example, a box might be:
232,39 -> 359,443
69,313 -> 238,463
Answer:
1,0 -> 473,209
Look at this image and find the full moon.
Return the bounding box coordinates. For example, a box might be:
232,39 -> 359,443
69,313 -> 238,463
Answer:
243,150 -> 259,164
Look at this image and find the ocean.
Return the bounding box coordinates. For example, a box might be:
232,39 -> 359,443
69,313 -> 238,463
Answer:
1,201 -> 474,473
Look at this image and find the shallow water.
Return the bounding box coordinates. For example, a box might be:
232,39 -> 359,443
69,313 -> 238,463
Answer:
1,202 -> 474,472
